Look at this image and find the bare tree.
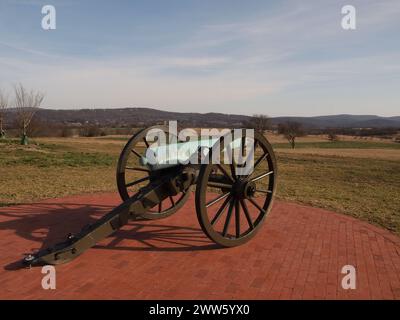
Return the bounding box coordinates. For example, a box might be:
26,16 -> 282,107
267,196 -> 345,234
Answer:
0,89 -> 8,138
327,130 -> 339,142
245,114 -> 270,135
14,84 -> 44,145
278,121 -> 305,149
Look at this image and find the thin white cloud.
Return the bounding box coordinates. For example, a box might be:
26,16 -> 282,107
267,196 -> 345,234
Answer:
159,57 -> 230,68
0,41 -> 57,59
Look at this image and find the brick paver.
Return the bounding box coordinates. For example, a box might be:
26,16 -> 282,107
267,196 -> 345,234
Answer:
0,192 -> 399,299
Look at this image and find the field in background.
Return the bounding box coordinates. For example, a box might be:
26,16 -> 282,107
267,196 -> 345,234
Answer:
1,133 -> 399,235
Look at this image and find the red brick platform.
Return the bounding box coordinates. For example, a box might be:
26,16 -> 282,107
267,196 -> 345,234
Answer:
0,193 -> 400,299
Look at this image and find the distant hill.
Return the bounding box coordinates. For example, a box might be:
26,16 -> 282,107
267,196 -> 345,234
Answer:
4,108 -> 400,129
270,114 -> 400,128
5,107 -> 251,128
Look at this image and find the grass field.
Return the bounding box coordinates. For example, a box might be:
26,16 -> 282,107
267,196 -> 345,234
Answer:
274,141 -> 400,149
1,135 -> 399,235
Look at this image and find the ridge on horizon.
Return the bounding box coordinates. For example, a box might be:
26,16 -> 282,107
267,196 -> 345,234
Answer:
23,106 -> 398,119
4,107 -> 400,129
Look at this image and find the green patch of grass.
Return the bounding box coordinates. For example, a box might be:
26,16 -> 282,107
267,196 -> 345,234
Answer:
95,136 -> 130,141
0,144 -> 115,168
0,137 -> 35,145
0,165 -> 117,206
273,141 -> 400,149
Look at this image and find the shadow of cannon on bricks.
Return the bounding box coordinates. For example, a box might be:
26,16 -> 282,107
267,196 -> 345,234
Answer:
0,201 -> 220,270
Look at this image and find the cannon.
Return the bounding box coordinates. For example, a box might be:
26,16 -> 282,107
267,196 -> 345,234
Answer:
23,125 -> 277,266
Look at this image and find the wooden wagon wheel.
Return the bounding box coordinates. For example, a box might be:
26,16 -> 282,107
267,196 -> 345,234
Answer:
116,125 -> 191,220
195,130 -> 277,247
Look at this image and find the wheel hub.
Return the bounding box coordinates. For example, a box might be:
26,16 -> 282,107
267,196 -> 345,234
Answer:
232,179 -> 256,199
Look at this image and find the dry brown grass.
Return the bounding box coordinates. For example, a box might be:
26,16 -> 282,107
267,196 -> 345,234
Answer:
277,148 -> 400,161
1,165 -> 116,205
276,152 -> 400,233
265,132 -> 396,144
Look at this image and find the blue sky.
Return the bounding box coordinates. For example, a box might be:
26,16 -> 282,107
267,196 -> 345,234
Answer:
0,0 -> 399,116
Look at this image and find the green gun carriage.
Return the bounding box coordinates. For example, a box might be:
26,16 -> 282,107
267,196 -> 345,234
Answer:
23,126 -> 277,266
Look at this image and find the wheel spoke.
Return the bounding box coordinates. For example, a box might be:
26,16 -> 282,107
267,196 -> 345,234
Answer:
211,195 -> 232,226
243,140 -> 257,168
237,136 -> 246,167
251,171 -> 273,182
125,176 -> 149,188
125,166 -> 150,172
222,199 -> 235,237
158,201 -> 162,212
169,196 -> 175,206
143,137 -> 149,148
206,192 -> 230,208
131,148 -> 142,159
240,199 -> 254,230
248,197 -> 266,214
230,163 -> 236,180
226,144 -> 237,180
235,199 -> 240,238
216,164 -> 235,183
256,189 -> 272,194
253,152 -> 268,172
207,182 -> 233,190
